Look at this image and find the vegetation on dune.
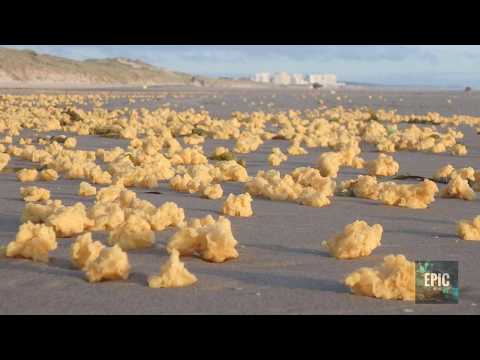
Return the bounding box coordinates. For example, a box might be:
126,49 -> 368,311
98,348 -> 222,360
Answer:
0,47 -> 194,85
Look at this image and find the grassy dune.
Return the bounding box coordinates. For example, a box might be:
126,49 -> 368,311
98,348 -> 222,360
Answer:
0,47 -> 194,85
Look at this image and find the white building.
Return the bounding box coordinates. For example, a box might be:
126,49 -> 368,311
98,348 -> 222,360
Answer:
291,73 -> 307,85
252,71 -> 339,87
308,74 -> 338,87
272,72 -> 292,86
253,73 -> 272,83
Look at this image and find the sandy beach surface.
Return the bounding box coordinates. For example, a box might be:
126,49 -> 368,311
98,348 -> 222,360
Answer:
1,86 -> 479,314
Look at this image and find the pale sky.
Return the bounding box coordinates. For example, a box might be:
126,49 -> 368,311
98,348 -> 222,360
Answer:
3,45 -> 480,87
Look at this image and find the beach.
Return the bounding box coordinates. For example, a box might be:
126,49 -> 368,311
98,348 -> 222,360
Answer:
1,86 -> 479,314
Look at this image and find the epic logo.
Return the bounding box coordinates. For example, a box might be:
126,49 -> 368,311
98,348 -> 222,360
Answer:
415,261 -> 459,304
424,273 -> 450,287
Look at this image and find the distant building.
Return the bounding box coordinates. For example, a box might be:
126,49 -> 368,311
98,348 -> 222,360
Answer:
253,73 -> 271,83
272,72 -> 292,86
307,74 -> 322,84
308,74 -> 337,87
291,73 -> 307,85
251,71 -> 339,87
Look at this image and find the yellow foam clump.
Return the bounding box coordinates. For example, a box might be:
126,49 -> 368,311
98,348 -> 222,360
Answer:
6,222 -> 57,263
0,153 -> 10,171
167,215 -> 239,263
287,142 -> 308,156
64,137 -> 77,149
366,154 -> 400,176
245,169 -> 335,208
433,164 -> 455,180
70,232 -> 105,269
457,216 -> 480,241
222,193 -> 253,217
268,147 -> 288,167
342,176 -> 438,209
45,202 -> 94,237
79,182 -> 97,197
88,202 -> 125,231
20,186 -> 50,202
322,220 -> 383,259
148,249 -> 198,288
85,245 -> 130,283
16,168 -> 39,182
441,176 -> 476,201
21,200 -> 64,223
379,180 -> 439,209
201,183 -> 223,200
450,144 -> 468,156
39,169 -> 59,182
345,255 -> 415,301
149,202 -> 185,232
108,214 -> 155,250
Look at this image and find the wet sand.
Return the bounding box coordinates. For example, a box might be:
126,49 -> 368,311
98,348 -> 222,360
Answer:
1,86 -> 479,314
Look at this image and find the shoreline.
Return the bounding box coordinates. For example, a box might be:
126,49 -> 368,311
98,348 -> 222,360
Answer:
0,84 -> 471,94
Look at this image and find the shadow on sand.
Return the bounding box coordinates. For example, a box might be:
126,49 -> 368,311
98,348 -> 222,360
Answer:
247,243 -> 330,258
384,229 -> 454,239
367,214 -> 456,226
0,257 -> 83,281
0,214 -> 21,233
195,267 -> 346,294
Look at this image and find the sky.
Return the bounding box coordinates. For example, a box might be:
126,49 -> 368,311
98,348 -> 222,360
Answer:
3,45 -> 480,87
